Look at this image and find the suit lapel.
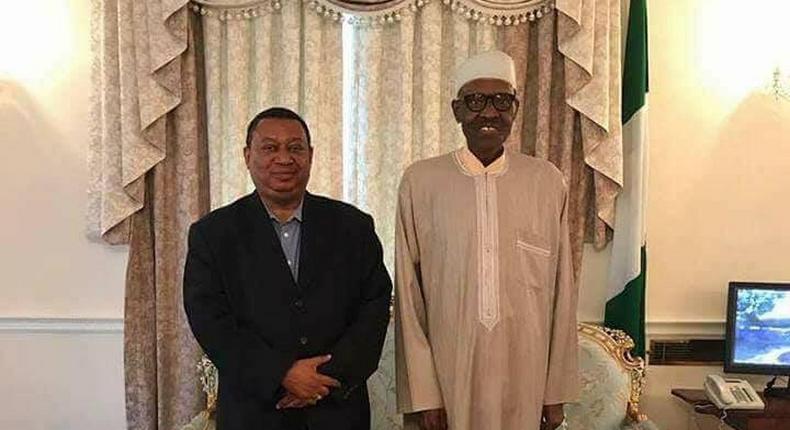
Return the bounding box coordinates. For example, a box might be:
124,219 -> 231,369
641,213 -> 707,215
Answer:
297,193 -> 332,292
243,192 -> 299,291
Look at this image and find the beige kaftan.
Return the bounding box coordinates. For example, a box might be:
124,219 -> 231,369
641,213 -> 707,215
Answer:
394,147 -> 579,430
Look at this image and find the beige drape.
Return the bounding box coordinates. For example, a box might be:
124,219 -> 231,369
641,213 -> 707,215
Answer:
90,1 -> 209,429
89,0 -> 192,244
123,17 -> 209,430
196,0 -> 622,272
90,0 -> 621,247
556,0 -> 624,248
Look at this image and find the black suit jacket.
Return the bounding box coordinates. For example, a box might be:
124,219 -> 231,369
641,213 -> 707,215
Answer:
184,192 -> 392,430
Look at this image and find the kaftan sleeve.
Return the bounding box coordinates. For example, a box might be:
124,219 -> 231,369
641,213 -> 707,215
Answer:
543,184 -> 581,404
394,171 -> 444,413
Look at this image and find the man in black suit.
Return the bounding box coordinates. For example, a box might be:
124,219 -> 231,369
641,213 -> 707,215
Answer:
184,107 -> 392,430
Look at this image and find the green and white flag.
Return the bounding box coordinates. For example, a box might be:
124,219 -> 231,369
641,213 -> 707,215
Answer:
605,0 -> 649,358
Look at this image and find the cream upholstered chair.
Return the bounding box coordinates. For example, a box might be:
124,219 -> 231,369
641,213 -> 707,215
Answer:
181,323 -> 658,430
565,323 -> 658,430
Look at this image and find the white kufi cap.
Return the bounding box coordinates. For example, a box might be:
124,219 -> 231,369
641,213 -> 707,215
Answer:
453,50 -> 517,96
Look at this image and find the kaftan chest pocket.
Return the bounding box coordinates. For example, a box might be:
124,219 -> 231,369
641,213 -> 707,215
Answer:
515,232 -> 552,291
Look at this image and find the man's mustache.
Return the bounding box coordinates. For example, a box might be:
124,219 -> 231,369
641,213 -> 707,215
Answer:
470,119 -> 506,129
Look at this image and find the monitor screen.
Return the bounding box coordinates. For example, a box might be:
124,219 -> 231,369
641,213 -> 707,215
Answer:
725,282 -> 790,375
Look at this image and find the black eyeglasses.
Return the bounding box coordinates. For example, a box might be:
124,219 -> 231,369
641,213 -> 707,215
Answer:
461,92 -> 517,112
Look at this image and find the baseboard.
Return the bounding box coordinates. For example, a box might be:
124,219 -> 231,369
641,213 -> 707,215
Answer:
0,317 -> 123,334
1,318 -> 725,337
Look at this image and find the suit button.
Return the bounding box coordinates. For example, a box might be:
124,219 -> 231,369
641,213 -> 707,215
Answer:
294,300 -> 304,310
299,336 -> 309,346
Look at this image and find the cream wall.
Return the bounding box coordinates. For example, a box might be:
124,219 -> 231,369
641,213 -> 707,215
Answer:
579,1 -> 790,429
0,0 -> 127,428
0,0 -> 127,319
579,0 -> 790,324
0,328 -> 125,430
645,0 -> 790,323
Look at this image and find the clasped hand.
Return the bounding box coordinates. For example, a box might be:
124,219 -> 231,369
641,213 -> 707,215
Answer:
277,355 -> 341,410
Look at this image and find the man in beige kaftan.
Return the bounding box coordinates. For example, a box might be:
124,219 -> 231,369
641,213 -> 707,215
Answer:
394,51 -> 579,430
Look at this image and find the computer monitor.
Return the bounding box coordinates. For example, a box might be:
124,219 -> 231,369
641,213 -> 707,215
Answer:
725,282 -> 790,396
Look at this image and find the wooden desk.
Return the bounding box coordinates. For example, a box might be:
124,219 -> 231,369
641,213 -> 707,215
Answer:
672,389 -> 790,430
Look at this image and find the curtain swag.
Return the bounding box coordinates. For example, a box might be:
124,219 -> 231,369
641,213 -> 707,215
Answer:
190,0 -> 554,25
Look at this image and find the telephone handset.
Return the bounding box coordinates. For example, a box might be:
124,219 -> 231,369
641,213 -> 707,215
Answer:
704,374 -> 765,410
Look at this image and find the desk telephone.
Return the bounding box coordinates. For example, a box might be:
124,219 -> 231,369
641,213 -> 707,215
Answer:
704,374 -> 765,410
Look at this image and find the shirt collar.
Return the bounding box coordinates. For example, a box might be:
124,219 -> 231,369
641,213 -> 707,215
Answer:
454,146 -> 509,177
262,198 -> 304,224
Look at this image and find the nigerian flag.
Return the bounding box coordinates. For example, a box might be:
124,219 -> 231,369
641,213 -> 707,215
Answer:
604,0 -> 649,358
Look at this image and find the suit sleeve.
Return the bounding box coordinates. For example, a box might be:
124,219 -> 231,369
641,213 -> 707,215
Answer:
393,172 -> 444,413
183,223 -> 295,402
543,185 -> 580,404
318,213 -> 393,401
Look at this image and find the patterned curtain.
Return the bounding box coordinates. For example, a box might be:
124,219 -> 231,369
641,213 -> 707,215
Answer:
194,0 -> 622,266
90,1 -> 209,429
89,0 -> 192,244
